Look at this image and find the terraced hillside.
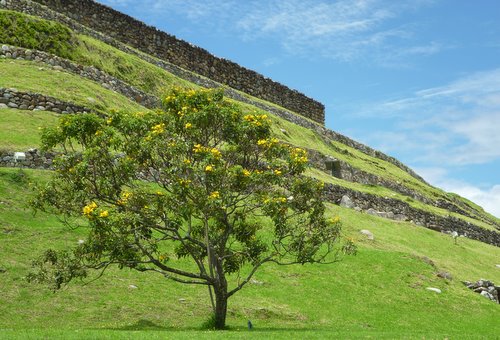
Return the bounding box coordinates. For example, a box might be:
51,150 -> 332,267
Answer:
1,2 -> 499,338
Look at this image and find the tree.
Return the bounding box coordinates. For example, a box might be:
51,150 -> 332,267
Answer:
29,87 -> 355,329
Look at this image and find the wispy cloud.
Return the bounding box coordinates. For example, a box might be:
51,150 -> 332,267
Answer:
97,0 -> 442,64
356,68 -> 500,166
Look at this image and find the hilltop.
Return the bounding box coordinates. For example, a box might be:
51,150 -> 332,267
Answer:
0,1 -> 499,338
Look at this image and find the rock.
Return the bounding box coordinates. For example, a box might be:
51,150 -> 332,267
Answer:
495,264 -> 500,269
13,152 -> 26,161
250,278 -> 264,285
0,103 -> 7,109
426,287 -> 442,294
480,291 -> 495,301
178,298 -> 186,302
359,229 -> 374,240
340,195 -> 355,209
7,102 -> 18,108
128,284 -> 138,289
1,45 -> 9,51
437,271 -> 453,280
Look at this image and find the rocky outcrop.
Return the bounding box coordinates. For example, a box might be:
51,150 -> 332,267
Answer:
463,279 -> 500,303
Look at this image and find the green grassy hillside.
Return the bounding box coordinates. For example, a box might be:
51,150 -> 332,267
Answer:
1,8 -> 499,339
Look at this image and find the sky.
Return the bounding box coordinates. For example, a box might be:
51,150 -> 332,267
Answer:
97,0 -> 500,217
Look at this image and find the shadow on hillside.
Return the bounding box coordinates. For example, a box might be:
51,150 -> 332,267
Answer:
108,319 -> 322,333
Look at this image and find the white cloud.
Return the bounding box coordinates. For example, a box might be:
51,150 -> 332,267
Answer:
356,68 -> 500,166
235,0 -> 438,62
416,167 -> 500,218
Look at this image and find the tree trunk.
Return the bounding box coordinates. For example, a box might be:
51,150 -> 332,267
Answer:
214,288 -> 228,330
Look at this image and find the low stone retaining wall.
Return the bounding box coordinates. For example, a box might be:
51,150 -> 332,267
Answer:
323,183 -> 500,247
0,45 -> 158,109
0,88 -> 89,114
0,149 -> 54,169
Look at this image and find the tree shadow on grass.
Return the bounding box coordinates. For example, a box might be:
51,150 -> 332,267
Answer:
108,319 -> 322,333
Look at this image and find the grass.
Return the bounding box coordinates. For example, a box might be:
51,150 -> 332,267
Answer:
0,10 -> 75,58
0,108 -> 59,150
0,59 -> 147,114
0,167 -> 499,339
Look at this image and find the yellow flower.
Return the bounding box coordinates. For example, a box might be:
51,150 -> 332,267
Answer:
210,148 -> 222,159
185,122 -> 193,129
193,144 -> 203,153
95,130 -> 102,136
106,117 -> 113,124
183,159 -> 191,165
279,197 -> 287,203
83,202 -> 97,216
205,164 -> 214,172
209,191 -> 220,199
244,114 -> 255,122
257,139 -> 267,146
151,123 -> 165,135
99,210 -> 109,218
242,169 -> 251,177
156,191 -> 164,196
330,216 -> 341,224
274,169 -> 282,176
179,179 -> 192,186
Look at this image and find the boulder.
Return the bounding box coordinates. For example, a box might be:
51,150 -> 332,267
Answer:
340,195 -> 355,209
359,229 -> 375,240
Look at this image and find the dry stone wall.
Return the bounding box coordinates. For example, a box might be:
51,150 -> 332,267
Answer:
24,0 -> 325,124
0,87 -> 89,113
324,183 -> 500,247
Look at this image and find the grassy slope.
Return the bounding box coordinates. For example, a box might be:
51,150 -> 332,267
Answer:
1,9 -> 500,339
0,108 -> 59,150
0,167 -> 499,339
0,59 -> 147,114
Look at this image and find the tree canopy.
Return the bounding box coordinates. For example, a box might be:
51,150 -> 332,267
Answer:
29,87 -> 355,329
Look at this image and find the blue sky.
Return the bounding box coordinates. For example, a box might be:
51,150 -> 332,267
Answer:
97,0 -> 500,217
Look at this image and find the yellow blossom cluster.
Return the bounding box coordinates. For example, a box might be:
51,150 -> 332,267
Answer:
243,113 -> 270,126
263,197 -> 287,204
209,191 -> 220,200
242,169 -> 251,177
99,210 -> 109,218
257,137 -> 279,148
205,164 -> 214,172
185,122 -> 193,129
151,123 -> 165,135
179,179 -> 192,186
83,201 -> 97,216
330,216 -> 341,224
117,191 -> 132,205
290,147 -> 308,164
192,144 -> 222,159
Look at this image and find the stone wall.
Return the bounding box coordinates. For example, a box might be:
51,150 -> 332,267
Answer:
21,0 -> 325,125
323,183 -> 500,247
0,87 -> 89,114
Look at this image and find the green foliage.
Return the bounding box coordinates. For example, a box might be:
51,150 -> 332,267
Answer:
0,10 -> 75,58
30,88 -> 354,329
